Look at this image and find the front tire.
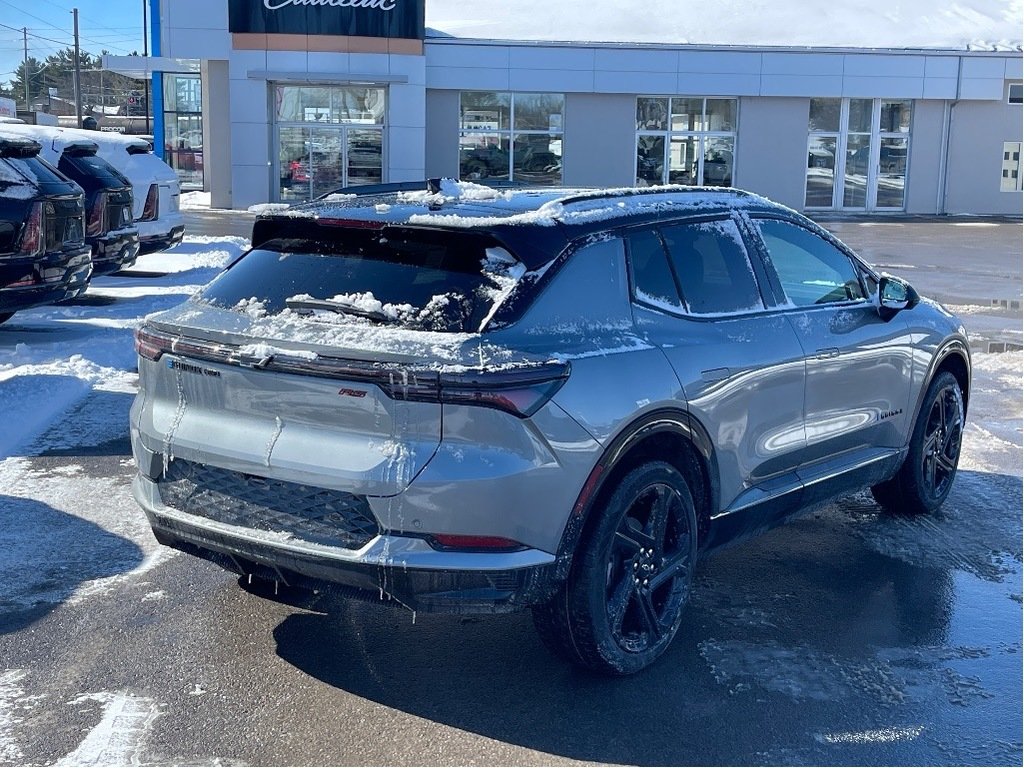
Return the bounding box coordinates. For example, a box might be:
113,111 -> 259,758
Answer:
533,462 -> 698,675
872,371 -> 964,515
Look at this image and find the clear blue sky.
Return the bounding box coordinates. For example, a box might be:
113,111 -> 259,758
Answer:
0,0 -> 144,88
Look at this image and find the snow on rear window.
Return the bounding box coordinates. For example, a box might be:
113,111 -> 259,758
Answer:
199,232 -> 529,334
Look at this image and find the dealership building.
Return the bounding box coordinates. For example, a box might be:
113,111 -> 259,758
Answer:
112,0 -> 1023,214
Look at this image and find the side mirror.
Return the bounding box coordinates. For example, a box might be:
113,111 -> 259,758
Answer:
878,275 -> 919,318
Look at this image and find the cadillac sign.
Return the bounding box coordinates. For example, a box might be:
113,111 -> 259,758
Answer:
228,0 -> 424,39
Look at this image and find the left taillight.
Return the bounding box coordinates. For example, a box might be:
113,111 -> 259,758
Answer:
86,191 -> 108,237
141,184 -> 159,221
17,202 -> 44,257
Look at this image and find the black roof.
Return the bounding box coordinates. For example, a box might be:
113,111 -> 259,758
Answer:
252,181 -> 793,270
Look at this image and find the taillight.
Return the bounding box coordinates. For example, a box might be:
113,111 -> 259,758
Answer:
427,534 -> 526,552
86,192 -> 108,237
141,184 -> 159,221
433,364 -> 571,418
17,202 -> 44,256
134,325 -> 171,361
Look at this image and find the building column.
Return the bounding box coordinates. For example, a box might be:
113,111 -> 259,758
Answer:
201,60 -> 232,208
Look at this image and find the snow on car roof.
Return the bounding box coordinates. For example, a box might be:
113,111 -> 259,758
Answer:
264,180 -> 789,232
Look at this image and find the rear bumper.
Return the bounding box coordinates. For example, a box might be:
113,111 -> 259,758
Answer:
138,224 -> 185,255
132,473 -> 558,614
0,247 -> 93,314
91,230 -> 141,275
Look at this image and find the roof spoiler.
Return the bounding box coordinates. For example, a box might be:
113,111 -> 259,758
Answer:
0,135 -> 42,159
61,140 -> 100,158
126,142 -> 152,155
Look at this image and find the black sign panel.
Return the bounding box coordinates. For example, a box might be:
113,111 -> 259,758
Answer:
229,0 -> 425,40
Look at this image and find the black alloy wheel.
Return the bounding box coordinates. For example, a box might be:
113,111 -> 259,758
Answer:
872,371 -> 965,515
532,461 -> 698,674
920,381 -> 964,501
606,482 -> 693,654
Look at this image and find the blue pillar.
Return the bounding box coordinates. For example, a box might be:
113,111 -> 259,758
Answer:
150,0 -> 164,159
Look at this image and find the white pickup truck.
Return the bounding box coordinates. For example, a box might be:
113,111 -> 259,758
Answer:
0,122 -> 185,254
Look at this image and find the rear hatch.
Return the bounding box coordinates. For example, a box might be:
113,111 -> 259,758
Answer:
0,137 -> 85,254
135,224 -> 550,497
57,143 -> 134,236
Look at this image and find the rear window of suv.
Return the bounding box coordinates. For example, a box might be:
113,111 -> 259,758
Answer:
0,155 -> 68,186
199,228 -> 527,334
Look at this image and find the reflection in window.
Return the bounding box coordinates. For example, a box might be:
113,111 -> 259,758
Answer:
662,219 -> 762,315
636,97 -> 738,187
162,74 -> 203,190
627,229 -> 681,312
459,92 -> 563,184
808,98 -> 841,132
754,219 -> 866,307
274,86 -> 385,125
879,100 -> 912,133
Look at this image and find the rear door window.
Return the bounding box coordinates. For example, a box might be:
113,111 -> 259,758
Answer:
199,228 -> 527,334
625,228 -> 683,313
660,218 -> 764,315
753,218 -> 866,306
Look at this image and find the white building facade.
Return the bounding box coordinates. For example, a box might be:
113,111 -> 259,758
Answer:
146,0 -> 1024,215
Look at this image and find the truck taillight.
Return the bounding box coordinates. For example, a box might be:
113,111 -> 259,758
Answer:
17,202 -> 44,256
86,192 -> 108,237
141,184 -> 159,221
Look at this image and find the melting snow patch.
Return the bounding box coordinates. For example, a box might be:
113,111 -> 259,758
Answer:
0,670 -> 31,763
57,692 -> 161,767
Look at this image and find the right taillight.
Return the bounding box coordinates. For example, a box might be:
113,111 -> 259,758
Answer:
17,202 -> 44,256
141,184 -> 159,221
86,191 -> 108,237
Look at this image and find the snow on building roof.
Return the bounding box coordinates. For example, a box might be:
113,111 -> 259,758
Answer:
424,0 -> 1023,50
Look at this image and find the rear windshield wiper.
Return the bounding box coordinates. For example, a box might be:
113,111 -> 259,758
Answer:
284,298 -> 399,325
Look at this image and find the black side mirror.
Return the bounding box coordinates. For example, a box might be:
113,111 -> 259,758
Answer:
878,274 -> 919,319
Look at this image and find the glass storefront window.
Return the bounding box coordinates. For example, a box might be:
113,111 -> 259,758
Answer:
637,98 -> 668,131
459,92 -> 564,185
460,91 -> 510,131
808,98 -> 841,132
275,85 -> 386,202
636,97 -> 737,186
162,74 -> 203,191
847,99 -> 873,133
274,86 -> 385,125
879,100 -> 912,133
806,98 -> 913,210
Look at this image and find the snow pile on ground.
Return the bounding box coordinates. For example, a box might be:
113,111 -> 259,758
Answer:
425,0 -> 1022,48
179,191 -> 210,211
0,235 -> 248,460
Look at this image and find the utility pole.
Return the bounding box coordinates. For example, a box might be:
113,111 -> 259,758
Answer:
142,0 -> 150,134
22,27 -> 29,111
72,8 -> 83,127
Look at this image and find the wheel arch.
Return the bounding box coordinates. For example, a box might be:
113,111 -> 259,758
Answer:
919,339 -> 972,421
553,409 -> 720,581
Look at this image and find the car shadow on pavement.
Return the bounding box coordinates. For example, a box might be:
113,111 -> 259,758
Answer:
0,494 -> 144,636
272,471 -> 1022,765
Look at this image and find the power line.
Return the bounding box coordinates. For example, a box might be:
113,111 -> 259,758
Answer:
0,21 -> 70,47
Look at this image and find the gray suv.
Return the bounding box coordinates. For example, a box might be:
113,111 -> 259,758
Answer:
130,183 -> 970,674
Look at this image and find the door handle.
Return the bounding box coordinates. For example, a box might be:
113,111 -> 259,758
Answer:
814,347 -> 840,360
701,367 -> 731,383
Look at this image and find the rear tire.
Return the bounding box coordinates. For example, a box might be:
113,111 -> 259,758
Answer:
532,461 -> 698,675
871,371 -> 964,515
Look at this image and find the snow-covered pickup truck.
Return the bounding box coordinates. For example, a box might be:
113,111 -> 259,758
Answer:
0,122 -> 185,255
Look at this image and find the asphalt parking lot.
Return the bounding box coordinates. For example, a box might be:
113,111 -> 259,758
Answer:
0,213 -> 1020,766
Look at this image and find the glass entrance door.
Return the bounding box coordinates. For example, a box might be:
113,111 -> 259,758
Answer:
806,99 -> 912,211
274,85 -> 386,202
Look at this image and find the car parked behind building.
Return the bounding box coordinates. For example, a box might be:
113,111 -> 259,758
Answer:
130,181 -> 970,674
0,135 -> 91,325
